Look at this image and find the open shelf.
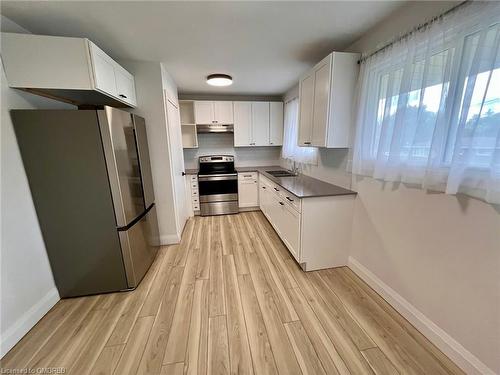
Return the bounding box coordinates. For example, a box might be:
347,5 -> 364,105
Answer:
182,124 -> 198,149
179,100 -> 195,125
180,100 -> 198,148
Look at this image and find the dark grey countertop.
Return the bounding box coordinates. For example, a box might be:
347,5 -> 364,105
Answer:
184,165 -> 356,198
239,166 -> 357,198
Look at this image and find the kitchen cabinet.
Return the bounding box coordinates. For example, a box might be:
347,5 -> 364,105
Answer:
298,73 -> 315,146
269,102 -> 284,146
233,101 -> 283,147
185,174 -> 200,216
180,100 -> 198,148
194,101 -> 234,124
298,51 -> 359,148
114,64 -> 137,105
259,173 -> 354,270
238,172 -> 259,208
233,102 -> 253,146
1,33 -> 137,107
214,101 -> 234,124
252,102 -> 270,146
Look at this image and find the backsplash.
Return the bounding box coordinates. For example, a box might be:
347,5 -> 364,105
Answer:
183,133 -> 282,169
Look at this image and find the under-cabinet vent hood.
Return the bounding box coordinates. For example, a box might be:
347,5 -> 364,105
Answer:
197,124 -> 234,133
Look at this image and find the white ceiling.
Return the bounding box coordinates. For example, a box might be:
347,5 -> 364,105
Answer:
1,1 -> 406,95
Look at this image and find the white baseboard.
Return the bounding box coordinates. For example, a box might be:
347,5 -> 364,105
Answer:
159,233 -> 180,245
347,257 -> 495,375
0,287 -> 60,358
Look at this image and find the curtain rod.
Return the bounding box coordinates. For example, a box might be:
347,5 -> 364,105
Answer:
357,0 -> 469,64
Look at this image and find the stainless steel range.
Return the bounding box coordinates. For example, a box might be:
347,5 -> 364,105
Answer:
198,155 -> 238,216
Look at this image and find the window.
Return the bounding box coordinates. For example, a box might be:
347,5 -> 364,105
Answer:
282,98 -> 318,165
353,1 -> 500,204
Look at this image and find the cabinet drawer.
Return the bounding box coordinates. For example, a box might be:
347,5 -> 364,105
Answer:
190,175 -> 198,182
238,172 -> 258,181
279,190 -> 301,213
193,204 -> 200,211
191,189 -> 199,197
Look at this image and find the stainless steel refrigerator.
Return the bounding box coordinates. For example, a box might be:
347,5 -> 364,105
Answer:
11,107 -> 160,297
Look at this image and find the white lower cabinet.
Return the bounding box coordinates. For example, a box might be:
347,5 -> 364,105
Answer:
259,174 -> 354,270
238,172 -> 259,208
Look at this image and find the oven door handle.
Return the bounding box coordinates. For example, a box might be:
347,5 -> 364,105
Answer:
198,174 -> 238,181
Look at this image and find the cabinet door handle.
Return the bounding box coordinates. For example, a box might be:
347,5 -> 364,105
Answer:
279,201 -> 284,206
182,172 -> 186,176
303,141 -> 311,145
273,187 -> 279,191
262,186 -> 266,189
286,196 -> 294,202
119,94 -> 127,98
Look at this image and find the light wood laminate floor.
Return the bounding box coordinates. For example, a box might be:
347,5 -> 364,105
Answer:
1,212 -> 463,375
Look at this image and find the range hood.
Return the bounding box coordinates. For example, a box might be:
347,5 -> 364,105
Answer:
197,124 -> 234,133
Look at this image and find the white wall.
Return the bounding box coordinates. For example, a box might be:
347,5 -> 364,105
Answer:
0,16 -> 73,357
119,60 -> 179,244
183,133 -> 282,170
281,2 -> 500,374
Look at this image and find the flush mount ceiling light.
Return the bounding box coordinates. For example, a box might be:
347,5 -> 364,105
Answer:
206,74 -> 233,87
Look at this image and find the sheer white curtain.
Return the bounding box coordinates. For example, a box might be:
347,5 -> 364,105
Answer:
282,98 -> 318,165
353,1 -> 500,204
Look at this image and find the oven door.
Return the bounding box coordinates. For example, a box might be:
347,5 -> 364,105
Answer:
198,174 -> 238,203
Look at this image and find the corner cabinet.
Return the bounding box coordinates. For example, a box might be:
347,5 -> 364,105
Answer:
1,33 -> 137,108
298,52 -> 359,148
259,174 -> 355,271
233,101 -> 283,147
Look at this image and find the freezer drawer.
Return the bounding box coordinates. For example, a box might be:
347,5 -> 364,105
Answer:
119,204 -> 159,288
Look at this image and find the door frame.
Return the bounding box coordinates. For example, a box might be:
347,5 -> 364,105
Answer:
163,91 -> 188,241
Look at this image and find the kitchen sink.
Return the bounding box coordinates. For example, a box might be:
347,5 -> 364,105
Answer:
266,170 -> 298,177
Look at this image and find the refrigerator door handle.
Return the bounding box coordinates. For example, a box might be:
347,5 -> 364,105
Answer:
117,203 -> 154,232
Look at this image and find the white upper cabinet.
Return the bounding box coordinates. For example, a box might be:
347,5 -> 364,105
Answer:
298,51 -> 360,148
194,101 -> 215,124
269,101 -> 284,146
114,64 -> 137,106
194,101 -> 234,124
252,102 -> 270,146
89,43 -> 118,97
1,33 -> 137,107
233,102 -> 252,147
298,73 -> 315,146
87,41 -> 137,107
214,101 -> 234,124
233,101 -> 283,147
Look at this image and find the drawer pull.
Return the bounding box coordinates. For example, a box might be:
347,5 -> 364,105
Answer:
262,186 -> 266,189
119,94 -> 127,99
279,201 -> 284,206
286,196 -> 294,202
273,187 -> 279,192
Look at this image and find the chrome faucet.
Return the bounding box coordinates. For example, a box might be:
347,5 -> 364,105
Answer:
291,160 -> 299,175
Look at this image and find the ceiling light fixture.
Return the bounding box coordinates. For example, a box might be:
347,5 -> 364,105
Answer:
206,74 -> 233,87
